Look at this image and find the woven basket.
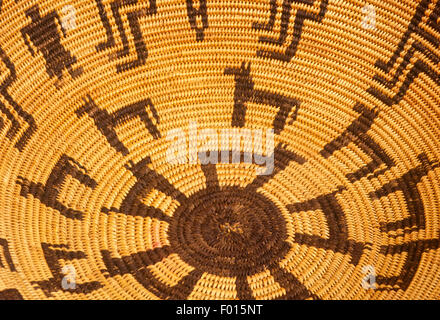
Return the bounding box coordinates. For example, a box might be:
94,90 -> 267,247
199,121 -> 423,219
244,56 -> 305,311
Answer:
0,0 -> 439,300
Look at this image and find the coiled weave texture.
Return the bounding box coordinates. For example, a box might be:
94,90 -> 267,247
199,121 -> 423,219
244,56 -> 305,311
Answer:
0,0 -> 439,299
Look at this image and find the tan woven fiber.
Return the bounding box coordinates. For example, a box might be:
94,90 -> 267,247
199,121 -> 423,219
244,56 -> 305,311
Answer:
0,0 -> 439,300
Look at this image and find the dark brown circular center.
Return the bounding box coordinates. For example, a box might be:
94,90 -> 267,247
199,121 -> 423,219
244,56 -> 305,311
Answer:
169,187 -> 290,277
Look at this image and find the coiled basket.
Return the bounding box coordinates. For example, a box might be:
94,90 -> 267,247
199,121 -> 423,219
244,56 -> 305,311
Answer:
0,0 -> 439,299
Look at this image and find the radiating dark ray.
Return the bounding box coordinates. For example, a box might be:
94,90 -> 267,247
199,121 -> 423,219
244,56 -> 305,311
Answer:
166,269 -> 204,300
0,289 -> 23,300
101,247 -> 202,299
101,246 -> 173,277
246,143 -> 306,192
377,238 -> 440,291
102,172 -> 172,222
120,197 -> 170,222
200,162 -> 220,191
137,268 -> 203,300
370,154 -> 439,232
287,186 -> 365,265
368,154 -> 440,291
102,204 -> 171,223
125,158 -> 188,203
270,264 -> 318,300
320,103 -> 396,183
235,275 -> 254,300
